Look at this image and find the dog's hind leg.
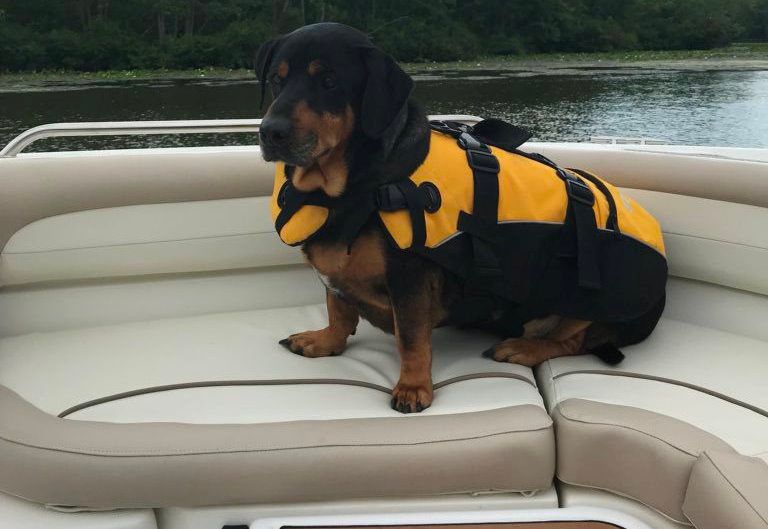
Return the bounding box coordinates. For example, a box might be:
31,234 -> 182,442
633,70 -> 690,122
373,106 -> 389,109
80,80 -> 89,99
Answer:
280,290 -> 359,357
482,318 -> 591,367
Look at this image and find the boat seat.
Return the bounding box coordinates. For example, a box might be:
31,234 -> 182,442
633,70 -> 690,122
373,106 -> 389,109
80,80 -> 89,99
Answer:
0,303 -> 555,508
683,449 -> 768,529
537,297 -> 768,524
531,176 -> 768,526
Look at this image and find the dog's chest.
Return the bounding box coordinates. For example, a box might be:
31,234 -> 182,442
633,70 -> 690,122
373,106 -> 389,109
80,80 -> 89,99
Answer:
304,235 -> 391,311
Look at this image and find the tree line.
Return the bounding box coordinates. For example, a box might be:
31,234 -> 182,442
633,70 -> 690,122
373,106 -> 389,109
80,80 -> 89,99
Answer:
1,0 -> 766,72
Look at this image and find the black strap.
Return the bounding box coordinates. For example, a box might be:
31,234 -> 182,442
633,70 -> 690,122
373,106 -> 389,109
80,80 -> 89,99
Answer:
398,179 -> 427,248
455,130 -> 507,322
274,181 -> 311,237
559,170 -> 602,290
471,118 -> 532,151
570,168 -> 620,234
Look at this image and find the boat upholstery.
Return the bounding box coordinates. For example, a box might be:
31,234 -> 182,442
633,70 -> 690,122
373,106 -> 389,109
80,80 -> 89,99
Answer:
683,450 -> 768,529
0,143 -> 766,522
0,193 -> 556,506
533,157 -> 768,524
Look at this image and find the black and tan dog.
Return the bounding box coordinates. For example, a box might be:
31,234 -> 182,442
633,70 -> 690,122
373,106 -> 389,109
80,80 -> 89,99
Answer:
256,23 -> 666,413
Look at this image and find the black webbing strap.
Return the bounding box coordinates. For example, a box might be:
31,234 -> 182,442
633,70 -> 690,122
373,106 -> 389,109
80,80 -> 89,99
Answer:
375,180 -> 426,248
454,130 -> 506,322
559,169 -> 602,290
570,168 -> 620,234
454,131 -> 502,276
400,179 -> 427,248
274,181 -> 311,236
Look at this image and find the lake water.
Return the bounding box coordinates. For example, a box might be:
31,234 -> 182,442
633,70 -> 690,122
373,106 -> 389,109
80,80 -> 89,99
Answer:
2,67 -> 768,152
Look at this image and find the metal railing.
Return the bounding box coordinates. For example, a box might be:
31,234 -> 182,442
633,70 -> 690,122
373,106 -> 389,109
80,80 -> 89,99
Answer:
590,136 -> 668,146
0,115 -> 483,158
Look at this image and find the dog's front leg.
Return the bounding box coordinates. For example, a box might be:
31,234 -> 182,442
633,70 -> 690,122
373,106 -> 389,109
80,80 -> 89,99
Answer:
280,289 -> 359,357
388,263 -> 436,414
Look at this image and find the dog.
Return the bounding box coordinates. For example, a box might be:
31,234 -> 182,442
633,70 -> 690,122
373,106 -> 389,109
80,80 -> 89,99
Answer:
255,22 -> 666,413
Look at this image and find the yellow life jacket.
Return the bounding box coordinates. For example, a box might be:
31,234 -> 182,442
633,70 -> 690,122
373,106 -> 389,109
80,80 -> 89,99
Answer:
271,121 -> 667,331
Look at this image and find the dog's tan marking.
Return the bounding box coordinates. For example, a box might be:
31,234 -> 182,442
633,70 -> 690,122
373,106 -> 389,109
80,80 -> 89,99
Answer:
277,61 -> 289,78
283,290 -> 359,357
291,102 -> 355,197
284,233 -> 393,352
306,232 -> 390,312
488,318 -> 592,367
388,270 -> 444,413
391,317 -> 434,413
307,59 -> 323,76
522,314 -> 562,339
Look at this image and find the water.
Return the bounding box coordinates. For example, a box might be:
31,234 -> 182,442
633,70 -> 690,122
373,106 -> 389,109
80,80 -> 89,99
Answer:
1,67 -> 768,152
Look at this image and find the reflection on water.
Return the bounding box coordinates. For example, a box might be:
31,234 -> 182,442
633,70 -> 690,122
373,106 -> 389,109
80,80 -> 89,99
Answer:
1,68 -> 767,152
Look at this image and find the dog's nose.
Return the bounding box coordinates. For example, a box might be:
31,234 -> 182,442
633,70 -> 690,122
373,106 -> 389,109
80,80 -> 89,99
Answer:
260,116 -> 291,146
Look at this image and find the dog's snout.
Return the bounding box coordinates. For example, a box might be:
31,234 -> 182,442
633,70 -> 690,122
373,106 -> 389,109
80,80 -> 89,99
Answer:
260,116 -> 291,146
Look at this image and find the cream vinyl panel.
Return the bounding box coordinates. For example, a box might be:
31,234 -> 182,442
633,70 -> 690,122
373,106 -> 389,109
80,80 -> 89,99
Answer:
2,186 -> 767,298
0,492 -> 156,529
0,266 -> 325,338
0,304 -> 539,421
0,148 -> 274,254
530,143 -> 768,209
0,197 -> 302,286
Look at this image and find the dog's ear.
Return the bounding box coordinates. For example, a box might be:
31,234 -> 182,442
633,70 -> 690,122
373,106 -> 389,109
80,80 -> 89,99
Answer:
360,48 -> 413,140
255,36 -> 284,109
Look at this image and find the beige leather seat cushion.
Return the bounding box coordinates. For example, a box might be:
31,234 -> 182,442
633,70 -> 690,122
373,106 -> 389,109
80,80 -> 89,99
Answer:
0,304 -> 555,508
539,314 -> 768,524
683,450 -> 768,529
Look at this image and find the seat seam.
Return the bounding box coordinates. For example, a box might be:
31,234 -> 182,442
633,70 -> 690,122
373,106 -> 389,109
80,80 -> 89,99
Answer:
434,372 -> 536,389
4,230 -> 276,255
663,230 -> 768,252
556,476 -> 691,525
0,419 -> 553,457
553,370 -> 768,419
57,373 -> 537,418
557,404 -> 713,457
700,452 -> 768,524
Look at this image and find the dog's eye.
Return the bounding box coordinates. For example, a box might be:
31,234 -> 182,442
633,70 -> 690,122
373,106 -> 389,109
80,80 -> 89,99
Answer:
321,74 -> 337,90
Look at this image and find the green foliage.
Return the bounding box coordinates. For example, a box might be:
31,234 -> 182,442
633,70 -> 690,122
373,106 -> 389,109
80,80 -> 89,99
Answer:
0,0 -> 764,72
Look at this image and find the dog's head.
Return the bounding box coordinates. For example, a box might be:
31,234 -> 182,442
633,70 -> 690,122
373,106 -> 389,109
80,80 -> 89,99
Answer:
256,23 -> 413,197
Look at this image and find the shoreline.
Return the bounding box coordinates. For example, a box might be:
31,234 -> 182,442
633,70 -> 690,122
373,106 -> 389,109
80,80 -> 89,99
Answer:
2,45 -> 768,85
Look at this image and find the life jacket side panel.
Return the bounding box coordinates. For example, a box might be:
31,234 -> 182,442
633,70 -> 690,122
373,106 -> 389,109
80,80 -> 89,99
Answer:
596,176 -> 666,255
270,161 -> 329,246
428,222 -> 668,324
378,131 -> 665,256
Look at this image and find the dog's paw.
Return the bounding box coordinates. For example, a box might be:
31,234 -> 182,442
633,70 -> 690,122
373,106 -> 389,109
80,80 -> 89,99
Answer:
390,381 -> 433,414
279,329 -> 346,358
482,339 -> 544,367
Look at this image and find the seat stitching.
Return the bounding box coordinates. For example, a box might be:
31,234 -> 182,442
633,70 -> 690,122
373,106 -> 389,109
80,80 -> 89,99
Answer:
433,372 -> 535,390
663,230 -> 768,251
58,373 -> 536,418
556,404 -> 719,457
556,476 -> 691,525
0,417 -> 553,457
700,452 -> 768,524
553,370 -> 768,419
57,379 -> 393,418
4,230 -> 275,255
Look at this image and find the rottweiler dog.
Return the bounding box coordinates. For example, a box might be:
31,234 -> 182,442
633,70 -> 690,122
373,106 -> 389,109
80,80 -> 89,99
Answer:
256,23 -> 658,413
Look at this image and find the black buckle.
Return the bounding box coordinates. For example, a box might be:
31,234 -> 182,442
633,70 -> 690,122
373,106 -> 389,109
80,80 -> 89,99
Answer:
375,184 -> 407,211
430,120 -> 471,138
457,131 -> 486,151
565,177 -> 594,207
466,149 -> 500,173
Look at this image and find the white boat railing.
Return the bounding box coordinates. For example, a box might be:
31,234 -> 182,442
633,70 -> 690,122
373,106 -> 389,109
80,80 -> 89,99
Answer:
590,135 -> 668,145
0,115 -> 483,158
